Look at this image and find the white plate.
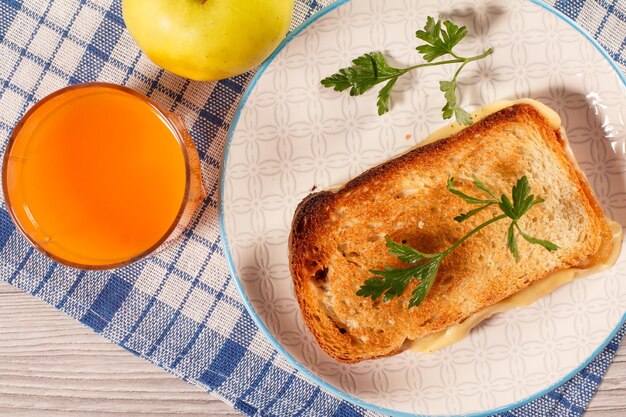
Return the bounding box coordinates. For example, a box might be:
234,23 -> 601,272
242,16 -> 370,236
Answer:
219,0 -> 626,415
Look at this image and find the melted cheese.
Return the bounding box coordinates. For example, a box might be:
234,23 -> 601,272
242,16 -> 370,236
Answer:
407,98 -> 623,353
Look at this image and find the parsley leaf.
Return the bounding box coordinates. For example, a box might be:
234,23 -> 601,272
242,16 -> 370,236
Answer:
453,204 -> 494,223
320,52 -> 404,96
416,17 -> 468,62
440,80 -> 473,125
498,176 -> 559,261
516,224 -> 559,252
447,177 -> 497,205
377,77 -> 398,115
357,175 -> 559,308
358,255 -> 443,305
408,259 -> 441,307
321,17 -> 493,121
498,194 -> 516,219
507,222 -> 520,261
448,176 -> 500,222
472,175 -> 499,200
384,236 -> 437,263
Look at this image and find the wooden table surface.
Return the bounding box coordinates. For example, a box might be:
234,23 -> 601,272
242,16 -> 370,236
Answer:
1,281 -> 625,417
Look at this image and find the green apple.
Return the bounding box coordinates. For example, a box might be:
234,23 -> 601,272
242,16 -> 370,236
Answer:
122,0 -> 295,81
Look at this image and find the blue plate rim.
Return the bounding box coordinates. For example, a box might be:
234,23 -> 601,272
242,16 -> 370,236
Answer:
218,1 -> 626,416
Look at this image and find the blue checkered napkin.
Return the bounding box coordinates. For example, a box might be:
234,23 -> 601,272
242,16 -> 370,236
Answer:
0,0 -> 624,416
553,0 -> 625,73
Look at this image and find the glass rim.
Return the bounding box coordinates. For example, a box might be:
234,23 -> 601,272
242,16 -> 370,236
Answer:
1,82 -> 192,270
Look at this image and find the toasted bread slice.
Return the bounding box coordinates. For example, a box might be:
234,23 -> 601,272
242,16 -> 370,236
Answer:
289,103 -> 613,363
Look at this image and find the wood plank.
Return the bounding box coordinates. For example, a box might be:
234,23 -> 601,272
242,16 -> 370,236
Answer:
0,282 -> 240,417
1,281 -> 625,416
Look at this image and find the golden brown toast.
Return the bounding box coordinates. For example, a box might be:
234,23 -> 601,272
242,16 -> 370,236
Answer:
288,103 -> 612,363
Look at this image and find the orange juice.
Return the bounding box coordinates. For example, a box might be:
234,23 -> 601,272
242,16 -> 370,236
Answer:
3,83 -> 200,268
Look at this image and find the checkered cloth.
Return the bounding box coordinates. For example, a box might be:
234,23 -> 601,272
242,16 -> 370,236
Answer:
0,0 -> 624,416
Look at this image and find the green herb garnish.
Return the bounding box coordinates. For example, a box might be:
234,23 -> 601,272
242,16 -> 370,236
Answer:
320,17 -> 493,124
356,176 -> 559,308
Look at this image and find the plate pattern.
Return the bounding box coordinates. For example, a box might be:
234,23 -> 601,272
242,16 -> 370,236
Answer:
222,0 -> 626,414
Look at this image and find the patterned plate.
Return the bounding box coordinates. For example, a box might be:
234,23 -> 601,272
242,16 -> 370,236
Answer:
220,0 -> 626,415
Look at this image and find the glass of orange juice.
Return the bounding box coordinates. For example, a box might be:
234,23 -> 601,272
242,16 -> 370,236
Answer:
2,83 -> 205,269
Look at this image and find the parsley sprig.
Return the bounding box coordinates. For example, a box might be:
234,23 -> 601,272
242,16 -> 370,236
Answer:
321,17 -> 493,124
357,176 -> 559,308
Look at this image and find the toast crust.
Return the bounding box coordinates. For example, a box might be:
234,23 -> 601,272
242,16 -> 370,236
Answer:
289,103 -> 613,363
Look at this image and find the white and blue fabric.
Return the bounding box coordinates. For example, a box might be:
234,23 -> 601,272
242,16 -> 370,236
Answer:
0,1 -> 624,416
